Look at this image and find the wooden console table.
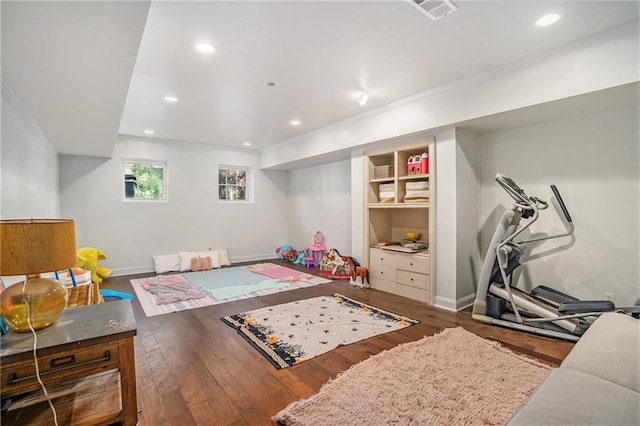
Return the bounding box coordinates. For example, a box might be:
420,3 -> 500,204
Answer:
0,300 -> 137,426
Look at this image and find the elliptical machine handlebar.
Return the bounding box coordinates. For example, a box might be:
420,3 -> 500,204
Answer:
495,174 -> 574,243
550,184 -> 572,223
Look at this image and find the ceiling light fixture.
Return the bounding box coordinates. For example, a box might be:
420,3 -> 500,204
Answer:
143,129 -> 154,135
164,96 -> 178,102
535,13 -> 561,27
243,142 -> 252,146
290,120 -> 301,126
356,91 -> 369,107
195,43 -> 215,53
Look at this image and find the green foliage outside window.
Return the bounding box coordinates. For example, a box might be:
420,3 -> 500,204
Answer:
123,161 -> 166,200
219,167 -> 248,201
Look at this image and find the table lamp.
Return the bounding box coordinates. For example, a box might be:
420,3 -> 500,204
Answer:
0,219 -> 76,332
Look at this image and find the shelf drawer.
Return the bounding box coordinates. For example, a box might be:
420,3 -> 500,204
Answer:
395,255 -> 429,274
369,248 -> 396,267
369,264 -> 396,282
395,283 -> 430,303
1,342 -> 120,398
369,277 -> 396,294
396,269 -> 429,289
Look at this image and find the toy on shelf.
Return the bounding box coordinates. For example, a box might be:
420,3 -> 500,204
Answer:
407,152 -> 429,175
304,231 -> 326,268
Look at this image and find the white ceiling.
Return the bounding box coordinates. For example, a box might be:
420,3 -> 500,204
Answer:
2,1 -> 639,157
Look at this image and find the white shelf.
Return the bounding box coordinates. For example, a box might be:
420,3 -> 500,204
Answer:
364,138 -> 435,305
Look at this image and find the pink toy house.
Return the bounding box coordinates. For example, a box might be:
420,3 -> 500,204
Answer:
407,154 -> 422,175
407,152 -> 429,175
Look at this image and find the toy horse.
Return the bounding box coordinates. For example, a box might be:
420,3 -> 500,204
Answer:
349,264 -> 369,288
342,257 -> 369,288
326,248 -> 348,275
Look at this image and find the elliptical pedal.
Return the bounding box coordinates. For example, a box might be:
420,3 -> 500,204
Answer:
531,285 -> 579,307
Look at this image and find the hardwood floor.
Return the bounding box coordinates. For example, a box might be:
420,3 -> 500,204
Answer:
103,260 -> 575,425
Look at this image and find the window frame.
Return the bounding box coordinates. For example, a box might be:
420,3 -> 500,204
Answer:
218,165 -> 253,203
122,158 -> 168,202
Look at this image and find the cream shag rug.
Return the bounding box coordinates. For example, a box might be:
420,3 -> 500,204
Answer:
273,327 -> 551,426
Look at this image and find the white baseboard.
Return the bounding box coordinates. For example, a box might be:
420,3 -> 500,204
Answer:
111,265 -> 154,277
110,254 -> 280,278
434,292 -> 476,312
231,254 -> 279,263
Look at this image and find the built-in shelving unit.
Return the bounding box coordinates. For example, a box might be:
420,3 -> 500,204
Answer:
364,138 -> 435,304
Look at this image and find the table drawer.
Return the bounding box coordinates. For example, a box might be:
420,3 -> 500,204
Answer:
395,255 -> 429,274
370,264 -> 396,282
396,269 -> 429,289
369,248 -> 396,267
1,342 -> 119,397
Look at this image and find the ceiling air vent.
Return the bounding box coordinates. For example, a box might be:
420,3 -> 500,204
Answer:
409,0 -> 458,21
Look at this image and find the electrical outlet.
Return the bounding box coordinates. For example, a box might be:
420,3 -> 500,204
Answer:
604,293 -> 615,303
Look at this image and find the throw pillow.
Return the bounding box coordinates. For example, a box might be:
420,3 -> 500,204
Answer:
153,254 -> 181,274
179,251 -> 200,271
218,248 -> 231,266
190,256 -> 202,272
198,250 -> 221,269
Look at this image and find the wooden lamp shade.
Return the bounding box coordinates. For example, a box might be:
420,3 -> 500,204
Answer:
0,219 -> 77,332
0,219 -> 77,276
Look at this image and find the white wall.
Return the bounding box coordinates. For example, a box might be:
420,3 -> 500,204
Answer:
433,129 -> 458,308
478,105 -> 639,306
455,128 -> 480,308
1,81 -> 60,219
287,160 -> 352,259
59,138 -> 289,275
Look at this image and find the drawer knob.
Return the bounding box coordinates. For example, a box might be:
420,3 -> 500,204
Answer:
410,278 -> 414,281
410,262 -> 413,266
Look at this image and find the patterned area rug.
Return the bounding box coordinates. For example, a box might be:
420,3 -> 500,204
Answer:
131,263 -> 331,317
222,293 -> 418,368
273,327 -> 552,425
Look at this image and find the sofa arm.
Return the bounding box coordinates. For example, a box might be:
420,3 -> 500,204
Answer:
561,312 -> 639,392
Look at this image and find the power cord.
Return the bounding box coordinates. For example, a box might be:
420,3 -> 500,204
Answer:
21,277 -> 59,426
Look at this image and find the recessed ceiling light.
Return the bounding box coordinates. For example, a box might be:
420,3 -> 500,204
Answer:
535,13 -> 561,28
164,96 -> 178,102
195,43 -> 215,53
243,142 -> 252,146
144,129 -> 154,135
290,120 -> 301,126
355,91 -> 369,107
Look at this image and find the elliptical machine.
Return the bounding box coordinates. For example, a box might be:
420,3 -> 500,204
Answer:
472,174 -> 639,341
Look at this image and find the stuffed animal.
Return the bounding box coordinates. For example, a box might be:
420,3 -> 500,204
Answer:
76,247 -> 112,284
275,245 -> 298,262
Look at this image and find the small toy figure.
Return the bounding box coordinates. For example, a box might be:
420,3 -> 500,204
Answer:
349,265 -> 369,288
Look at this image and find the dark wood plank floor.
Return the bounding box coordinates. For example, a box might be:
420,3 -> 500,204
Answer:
102,260 -> 575,425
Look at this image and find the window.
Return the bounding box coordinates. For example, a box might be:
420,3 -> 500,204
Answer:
218,166 -> 251,202
123,160 -> 166,201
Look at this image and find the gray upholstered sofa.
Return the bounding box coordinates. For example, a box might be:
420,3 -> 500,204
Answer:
507,312 -> 639,425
